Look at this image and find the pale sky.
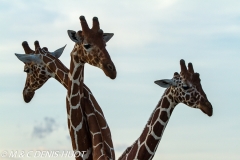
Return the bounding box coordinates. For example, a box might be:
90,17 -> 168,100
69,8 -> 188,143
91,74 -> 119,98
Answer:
0,0 -> 240,160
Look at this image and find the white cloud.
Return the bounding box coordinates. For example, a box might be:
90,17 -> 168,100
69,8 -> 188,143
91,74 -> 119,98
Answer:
32,117 -> 58,139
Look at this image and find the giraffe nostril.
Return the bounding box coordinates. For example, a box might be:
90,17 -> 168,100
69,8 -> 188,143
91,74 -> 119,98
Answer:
107,64 -> 114,70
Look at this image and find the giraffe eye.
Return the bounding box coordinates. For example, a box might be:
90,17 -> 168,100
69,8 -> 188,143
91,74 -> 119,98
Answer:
24,68 -> 30,73
182,85 -> 189,90
83,44 -> 91,50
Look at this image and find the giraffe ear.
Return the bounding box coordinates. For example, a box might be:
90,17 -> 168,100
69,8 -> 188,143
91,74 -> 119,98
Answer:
103,33 -> 114,43
67,30 -> 82,43
154,79 -> 177,88
15,53 -> 41,64
49,44 -> 66,58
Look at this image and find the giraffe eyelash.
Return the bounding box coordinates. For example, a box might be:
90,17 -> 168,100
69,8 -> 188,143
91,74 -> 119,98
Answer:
83,44 -> 91,50
24,68 -> 30,73
182,85 -> 189,90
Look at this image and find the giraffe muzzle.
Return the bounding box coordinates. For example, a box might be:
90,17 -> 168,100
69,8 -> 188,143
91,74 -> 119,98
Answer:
199,101 -> 213,117
102,63 -> 117,79
23,89 -> 35,103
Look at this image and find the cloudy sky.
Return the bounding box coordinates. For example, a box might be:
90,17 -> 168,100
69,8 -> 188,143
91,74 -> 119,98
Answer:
0,0 -> 240,160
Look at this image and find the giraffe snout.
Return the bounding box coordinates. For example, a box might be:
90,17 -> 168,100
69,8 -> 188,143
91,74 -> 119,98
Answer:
199,101 -> 213,117
23,89 -> 35,103
102,63 -> 117,79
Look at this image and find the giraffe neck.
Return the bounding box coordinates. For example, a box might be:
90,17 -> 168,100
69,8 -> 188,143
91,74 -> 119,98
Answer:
67,46 -> 91,160
41,49 -> 69,89
83,86 -> 115,160
119,88 -> 177,160
67,45 -> 113,160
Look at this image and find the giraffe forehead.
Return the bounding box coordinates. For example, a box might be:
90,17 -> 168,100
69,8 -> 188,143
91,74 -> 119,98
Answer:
25,63 -> 43,77
27,69 -> 49,85
173,75 -> 192,85
79,43 -> 106,59
172,77 -> 198,92
82,32 -> 105,46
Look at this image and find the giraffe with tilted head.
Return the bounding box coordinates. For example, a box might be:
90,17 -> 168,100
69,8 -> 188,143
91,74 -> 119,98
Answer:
66,15 -> 116,160
15,40 -> 115,159
16,41 -> 67,102
118,59 -> 213,160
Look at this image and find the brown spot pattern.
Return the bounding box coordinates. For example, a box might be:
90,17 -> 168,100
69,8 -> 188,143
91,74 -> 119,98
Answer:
162,97 -> 170,108
70,94 -> 80,107
160,111 -> 168,123
153,121 -> 164,137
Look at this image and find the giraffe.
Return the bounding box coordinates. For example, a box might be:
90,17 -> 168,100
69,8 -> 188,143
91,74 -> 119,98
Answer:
66,15 -> 116,160
118,59 -> 213,160
16,41 -> 67,102
15,40 -> 115,160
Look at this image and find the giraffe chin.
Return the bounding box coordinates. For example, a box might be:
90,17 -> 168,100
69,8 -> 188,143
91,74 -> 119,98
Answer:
23,91 -> 35,103
199,102 -> 213,117
105,71 -> 117,79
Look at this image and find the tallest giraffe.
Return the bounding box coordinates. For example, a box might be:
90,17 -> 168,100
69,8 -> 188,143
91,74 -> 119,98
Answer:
66,16 -> 116,160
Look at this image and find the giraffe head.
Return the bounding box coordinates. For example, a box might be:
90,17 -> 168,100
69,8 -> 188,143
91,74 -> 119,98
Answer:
15,41 -> 66,103
155,59 -> 213,116
67,16 -> 116,79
